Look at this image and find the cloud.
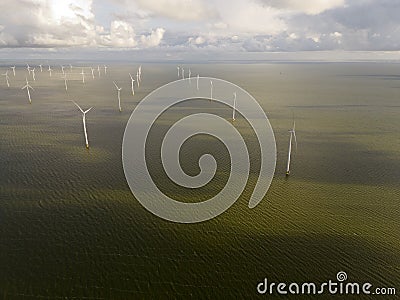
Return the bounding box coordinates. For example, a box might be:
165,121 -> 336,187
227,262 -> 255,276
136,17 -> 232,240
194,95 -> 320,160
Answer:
0,0 -> 97,47
256,0 -> 345,14
106,20 -> 137,47
140,27 -> 165,47
0,0 -> 399,52
134,0 -> 217,21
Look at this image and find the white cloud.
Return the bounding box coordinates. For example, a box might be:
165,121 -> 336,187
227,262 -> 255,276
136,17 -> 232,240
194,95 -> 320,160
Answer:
140,28 -> 165,47
0,0 -> 399,52
257,0 -> 345,14
134,0 -> 217,21
0,25 -> 18,46
214,0 -> 287,35
212,22 -> 228,30
194,36 -> 206,45
107,20 -> 137,47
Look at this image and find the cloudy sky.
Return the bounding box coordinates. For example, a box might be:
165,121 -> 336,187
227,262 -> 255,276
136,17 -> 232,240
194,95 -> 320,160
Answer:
0,0 -> 400,57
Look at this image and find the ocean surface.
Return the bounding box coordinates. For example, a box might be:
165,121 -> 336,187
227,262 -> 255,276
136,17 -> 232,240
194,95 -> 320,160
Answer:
0,61 -> 399,298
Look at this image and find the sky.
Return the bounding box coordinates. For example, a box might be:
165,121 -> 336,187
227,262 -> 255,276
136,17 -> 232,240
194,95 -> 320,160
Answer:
1,0 -> 400,59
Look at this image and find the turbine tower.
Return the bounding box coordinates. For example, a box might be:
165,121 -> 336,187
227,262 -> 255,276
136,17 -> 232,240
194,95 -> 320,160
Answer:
113,81 -> 122,112
129,73 -> 135,96
22,77 -> 34,104
2,70 -> 10,87
286,118 -> 297,176
80,68 -> 85,83
62,73 -> 68,91
72,101 -> 92,149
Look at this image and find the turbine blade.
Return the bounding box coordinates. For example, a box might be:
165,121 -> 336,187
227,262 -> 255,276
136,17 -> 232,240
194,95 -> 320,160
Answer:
113,81 -> 119,89
84,107 -> 92,114
71,100 -> 84,113
293,131 -> 297,150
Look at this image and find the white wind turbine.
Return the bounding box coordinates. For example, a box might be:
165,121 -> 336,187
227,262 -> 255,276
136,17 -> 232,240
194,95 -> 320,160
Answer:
10,66 -> 16,76
22,77 -> 34,104
286,118 -> 297,176
39,64 -> 43,72
177,66 -> 180,77
26,64 -> 31,75
97,65 -> 101,77
196,74 -> 199,90
129,73 -> 135,96
2,70 -> 10,87
62,73 -> 68,91
104,65 -> 107,75
72,100 -> 92,149
80,68 -> 85,83
136,70 -> 140,88
48,65 -> 53,77
90,67 -> 95,79
61,65 -> 65,75
69,64 -> 73,71
210,80 -> 213,100
232,92 -> 237,121
113,81 -> 122,112
181,67 -> 185,79
188,68 -> 191,84
138,65 -> 142,82
31,68 -> 36,81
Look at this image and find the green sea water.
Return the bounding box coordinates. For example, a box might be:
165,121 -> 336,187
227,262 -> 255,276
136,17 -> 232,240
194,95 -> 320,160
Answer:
0,61 -> 399,298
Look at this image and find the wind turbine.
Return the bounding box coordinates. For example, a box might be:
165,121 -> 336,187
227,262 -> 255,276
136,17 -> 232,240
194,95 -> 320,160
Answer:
177,66 -> 180,77
232,92 -> 237,121
210,80 -> 213,100
39,64 -> 43,72
10,66 -> 16,76
2,70 -> 10,87
61,65 -> 65,75
31,68 -> 36,81
69,64 -> 73,71
181,67 -> 185,79
113,81 -> 122,112
188,68 -> 191,84
80,68 -> 85,83
129,73 -> 135,96
136,70 -> 140,88
26,64 -> 31,75
62,73 -> 68,91
22,77 -> 34,104
90,67 -> 95,79
104,65 -> 107,75
196,74 -> 199,90
97,65 -> 101,77
138,65 -> 142,82
72,100 -> 92,149
286,118 -> 297,176
48,65 -> 53,77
